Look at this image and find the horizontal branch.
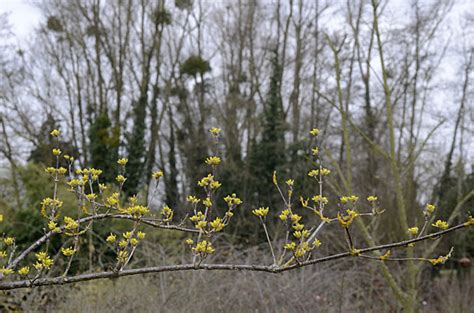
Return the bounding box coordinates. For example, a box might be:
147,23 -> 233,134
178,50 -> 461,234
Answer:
8,213 -> 198,270
1,222 -> 469,291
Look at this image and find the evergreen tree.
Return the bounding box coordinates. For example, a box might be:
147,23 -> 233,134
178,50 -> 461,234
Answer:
124,97 -> 147,197
89,112 -> 119,183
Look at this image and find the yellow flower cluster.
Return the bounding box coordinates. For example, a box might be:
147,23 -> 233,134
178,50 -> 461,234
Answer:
308,168 -> 331,177
210,217 -> 225,232
40,197 -> 63,218
152,171 -> 164,179
205,156 -> 221,166
203,197 -> 212,208
47,221 -> 60,232
52,148 -> 62,156
44,167 -> 67,175
75,168 -> 103,181
429,249 -> 453,265
0,267 -> 13,275
312,195 -> 328,205
340,195 -> 359,204
120,205 -> 150,218
198,174 -> 221,190
186,195 -> 201,204
116,175 -> 126,183
160,205 -> 174,222
3,237 -> 14,246
424,203 -> 436,216
192,240 -> 215,254
209,127 -> 221,137
50,129 -> 60,137
190,211 -> 205,223
106,233 -> 117,243
293,229 -> 310,239
408,227 -> 419,235
309,128 -> 320,136
34,252 -> 54,270
337,210 -> 358,228
432,220 -> 448,230
465,216 -> 474,226
107,193 -> 120,207
18,266 -> 30,275
252,207 -> 269,217
367,196 -> 378,202
61,247 -> 76,257
117,158 -> 128,166
117,250 -> 129,263
224,193 -> 242,206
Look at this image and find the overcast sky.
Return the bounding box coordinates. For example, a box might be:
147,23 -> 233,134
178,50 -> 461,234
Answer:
1,0 -> 472,164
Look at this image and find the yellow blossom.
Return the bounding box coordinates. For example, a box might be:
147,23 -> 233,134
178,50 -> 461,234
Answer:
187,195 -> 201,204
408,227 -> 419,235
50,129 -> 60,137
0,251 -> 7,258
3,237 -> 14,246
119,240 -> 127,248
61,247 -> 76,257
130,238 -> 139,246
205,156 -> 221,166
106,233 -> 117,243
367,196 -> 378,202
286,179 -> 294,187
284,242 -> 296,250
203,197 -> 212,208
52,148 -> 61,156
309,128 -> 320,136
292,223 -> 304,231
312,147 -> 319,156
196,220 -> 208,229
312,195 -> 328,205
432,220 -> 448,230
152,171 -> 164,179
273,171 -> 278,185
48,221 -> 60,232
223,193 -> 242,206
185,239 -> 194,245
0,267 -> 13,275
64,216 -> 79,231
161,205 -> 174,222
252,207 -> 269,217
137,231 -> 146,240
313,239 -> 322,247
209,127 -> 221,136
117,158 -> 128,166
116,175 -> 126,183
107,193 -> 119,206
117,250 -> 129,263
291,214 -> 302,223
429,248 -> 453,265
18,266 -> 30,275
192,240 -> 215,254
279,209 -> 291,221
210,181 -> 222,189
210,217 -> 225,232
34,252 -> 53,269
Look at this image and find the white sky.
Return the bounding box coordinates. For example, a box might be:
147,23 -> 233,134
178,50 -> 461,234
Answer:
0,0 -> 40,37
